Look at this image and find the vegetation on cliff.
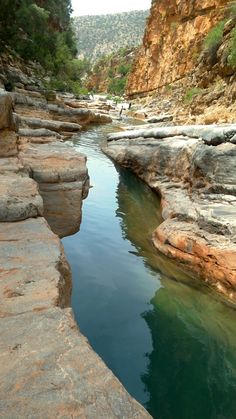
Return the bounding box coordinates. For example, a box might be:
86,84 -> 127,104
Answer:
87,47 -> 135,95
73,10 -> 149,62
0,0 -> 88,94
202,2 -> 236,67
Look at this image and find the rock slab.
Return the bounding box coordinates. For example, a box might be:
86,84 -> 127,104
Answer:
104,124 -> 236,302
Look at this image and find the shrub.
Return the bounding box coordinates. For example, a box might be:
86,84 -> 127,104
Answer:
184,87 -> 203,103
203,20 -> 225,64
108,77 -> 127,96
228,27 -> 236,67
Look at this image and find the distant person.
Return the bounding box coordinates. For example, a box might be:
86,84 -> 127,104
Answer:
128,102 -> 132,110
119,106 -> 124,117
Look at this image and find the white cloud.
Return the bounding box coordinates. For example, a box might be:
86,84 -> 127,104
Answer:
71,0 -> 151,16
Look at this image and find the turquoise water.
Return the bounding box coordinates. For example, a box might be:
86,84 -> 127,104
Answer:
63,124 -> 236,419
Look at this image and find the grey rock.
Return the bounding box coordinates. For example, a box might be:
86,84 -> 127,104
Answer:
0,218 -> 71,316
20,142 -> 89,237
0,174 -> 43,222
147,114 -> 173,123
0,218 -> 151,418
0,129 -> 18,157
19,128 -> 62,139
19,115 -> 82,133
0,307 -> 151,419
103,124 -> 236,301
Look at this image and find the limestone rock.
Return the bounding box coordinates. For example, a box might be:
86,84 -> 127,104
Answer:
0,90 -> 15,130
147,114 -> 173,123
20,142 -> 89,237
19,128 -> 62,139
0,174 -> 43,222
0,307 -> 151,419
104,124 -> 236,301
0,218 -> 151,418
0,129 -> 18,157
0,218 -> 71,316
19,115 -> 82,133
127,0 -> 230,96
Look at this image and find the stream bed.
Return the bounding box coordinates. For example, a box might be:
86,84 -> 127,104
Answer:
63,123 -> 236,419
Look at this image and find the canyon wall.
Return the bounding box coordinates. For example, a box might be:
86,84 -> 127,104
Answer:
127,0 -> 231,96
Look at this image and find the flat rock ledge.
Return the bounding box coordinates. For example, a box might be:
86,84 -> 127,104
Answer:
0,219 -> 150,418
0,91 -> 150,418
103,124 -> 236,303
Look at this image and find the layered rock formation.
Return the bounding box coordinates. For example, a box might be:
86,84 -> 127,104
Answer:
103,124 -> 236,303
5,85 -> 113,237
126,0 -> 236,124
0,91 -> 150,418
127,0 -> 230,95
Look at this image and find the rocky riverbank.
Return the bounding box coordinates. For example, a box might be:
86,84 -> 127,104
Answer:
0,89 -> 151,418
103,124 -> 236,303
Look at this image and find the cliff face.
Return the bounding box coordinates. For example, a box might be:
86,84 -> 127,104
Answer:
127,0 -> 230,96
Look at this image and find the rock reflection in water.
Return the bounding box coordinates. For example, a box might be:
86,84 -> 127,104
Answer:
116,168 -> 236,419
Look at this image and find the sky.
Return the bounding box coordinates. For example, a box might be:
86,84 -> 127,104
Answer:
71,0 -> 151,16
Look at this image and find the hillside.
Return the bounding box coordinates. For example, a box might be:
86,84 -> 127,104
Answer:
73,10 -> 149,62
86,47 -> 136,95
127,0 -> 236,124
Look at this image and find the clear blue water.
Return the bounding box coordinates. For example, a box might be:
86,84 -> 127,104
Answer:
63,124 -> 236,419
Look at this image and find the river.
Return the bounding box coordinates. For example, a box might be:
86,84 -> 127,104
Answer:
63,122 -> 236,419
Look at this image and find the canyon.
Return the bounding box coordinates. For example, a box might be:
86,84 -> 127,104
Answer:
127,0 -> 236,125
0,86 -> 150,418
0,0 -> 236,417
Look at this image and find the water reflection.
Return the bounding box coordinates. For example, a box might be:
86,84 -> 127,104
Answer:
63,125 -> 236,419
116,168 -> 236,419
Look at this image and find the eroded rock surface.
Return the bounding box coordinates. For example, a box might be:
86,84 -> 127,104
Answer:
104,124 -> 236,302
20,141 -> 89,237
0,218 -> 150,418
127,0 -> 230,96
0,91 -> 150,418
